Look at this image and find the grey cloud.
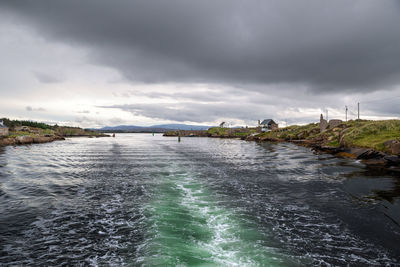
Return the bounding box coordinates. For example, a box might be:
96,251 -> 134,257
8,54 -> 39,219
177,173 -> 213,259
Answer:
74,116 -> 103,127
76,110 -> 90,114
33,71 -> 64,84
2,0 -> 400,93
102,82 -> 400,124
98,102 -> 278,124
116,88 -> 241,103
359,97 -> 400,116
26,106 -> 46,112
108,117 -> 126,125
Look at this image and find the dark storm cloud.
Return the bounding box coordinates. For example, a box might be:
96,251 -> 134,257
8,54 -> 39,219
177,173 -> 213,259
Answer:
2,0 -> 400,93
99,102 -> 277,123
115,87 -> 245,103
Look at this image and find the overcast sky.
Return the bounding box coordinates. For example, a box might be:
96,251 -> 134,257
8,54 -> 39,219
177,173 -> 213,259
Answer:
0,0 -> 399,128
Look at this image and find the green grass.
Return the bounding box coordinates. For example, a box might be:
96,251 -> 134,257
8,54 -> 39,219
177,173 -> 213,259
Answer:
207,127 -> 257,137
326,140 -> 340,147
41,129 -> 55,135
1,117 -> 104,137
207,127 -> 228,135
7,131 -> 35,138
256,119 -> 400,154
341,120 -> 400,151
5,125 -> 102,138
259,123 -> 320,140
234,132 -> 249,137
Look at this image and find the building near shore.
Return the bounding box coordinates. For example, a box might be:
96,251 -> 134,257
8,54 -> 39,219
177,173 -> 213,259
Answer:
0,121 -> 9,136
259,119 -> 278,132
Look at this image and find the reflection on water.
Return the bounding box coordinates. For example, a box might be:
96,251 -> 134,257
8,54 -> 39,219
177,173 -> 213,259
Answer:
0,134 -> 399,265
344,168 -> 400,204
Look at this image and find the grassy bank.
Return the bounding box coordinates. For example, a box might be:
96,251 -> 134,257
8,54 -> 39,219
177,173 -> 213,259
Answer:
164,127 -> 257,138
256,120 -> 400,155
1,118 -> 109,146
1,118 -> 107,137
207,127 -> 257,138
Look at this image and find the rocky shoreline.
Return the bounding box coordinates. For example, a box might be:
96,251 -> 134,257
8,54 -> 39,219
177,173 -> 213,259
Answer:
0,135 -> 66,146
245,120 -> 400,168
164,127 -> 400,169
0,134 -> 111,147
0,121 -> 110,148
249,136 -> 400,169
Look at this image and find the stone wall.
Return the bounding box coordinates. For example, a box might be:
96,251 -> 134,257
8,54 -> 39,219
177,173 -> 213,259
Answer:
320,114 -> 343,133
320,114 -> 328,132
328,119 -> 342,129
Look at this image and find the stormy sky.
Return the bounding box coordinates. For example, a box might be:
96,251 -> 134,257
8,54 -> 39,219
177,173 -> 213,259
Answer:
0,0 -> 399,127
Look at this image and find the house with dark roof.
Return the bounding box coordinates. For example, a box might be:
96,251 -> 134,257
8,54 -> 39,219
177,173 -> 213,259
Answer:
259,119 -> 278,132
0,120 -> 9,136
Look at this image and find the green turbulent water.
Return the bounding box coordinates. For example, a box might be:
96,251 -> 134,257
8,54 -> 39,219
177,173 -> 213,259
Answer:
139,166 -> 289,266
0,134 -> 399,266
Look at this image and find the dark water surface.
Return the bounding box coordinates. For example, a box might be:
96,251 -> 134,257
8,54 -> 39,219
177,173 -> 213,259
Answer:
0,134 -> 399,266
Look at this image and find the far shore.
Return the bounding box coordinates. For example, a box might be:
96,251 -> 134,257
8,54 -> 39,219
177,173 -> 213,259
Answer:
0,119 -> 109,147
0,134 -> 110,147
163,119 -> 400,169
2,118 -> 399,170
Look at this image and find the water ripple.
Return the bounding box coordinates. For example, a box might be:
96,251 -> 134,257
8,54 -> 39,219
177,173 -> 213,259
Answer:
0,134 -> 399,266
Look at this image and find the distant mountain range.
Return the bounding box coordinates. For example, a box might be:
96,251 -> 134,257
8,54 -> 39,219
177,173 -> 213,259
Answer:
95,124 -> 211,133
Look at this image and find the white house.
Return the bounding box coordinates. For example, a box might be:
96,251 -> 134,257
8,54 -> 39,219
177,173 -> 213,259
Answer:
259,119 -> 278,132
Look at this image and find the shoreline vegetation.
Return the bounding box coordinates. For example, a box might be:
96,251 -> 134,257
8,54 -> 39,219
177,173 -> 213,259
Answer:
0,118 -> 109,147
164,119 -> 400,169
2,117 -> 399,168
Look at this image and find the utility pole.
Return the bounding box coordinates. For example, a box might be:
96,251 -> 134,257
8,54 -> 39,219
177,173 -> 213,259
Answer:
357,102 -> 360,120
345,106 -> 348,122
326,109 -> 328,121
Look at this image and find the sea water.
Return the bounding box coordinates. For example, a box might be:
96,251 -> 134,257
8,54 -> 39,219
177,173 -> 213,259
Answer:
0,134 -> 399,265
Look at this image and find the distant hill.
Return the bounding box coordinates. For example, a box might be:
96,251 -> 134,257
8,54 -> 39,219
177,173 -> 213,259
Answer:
151,124 -> 210,130
96,124 -> 211,133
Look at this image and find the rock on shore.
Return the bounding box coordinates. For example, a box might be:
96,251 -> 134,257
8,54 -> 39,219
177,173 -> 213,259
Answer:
247,120 -> 400,168
0,135 -> 65,146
